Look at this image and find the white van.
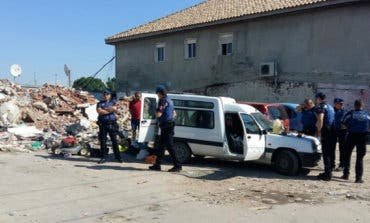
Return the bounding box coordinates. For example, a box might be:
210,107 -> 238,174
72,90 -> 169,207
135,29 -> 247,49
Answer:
137,93 -> 321,175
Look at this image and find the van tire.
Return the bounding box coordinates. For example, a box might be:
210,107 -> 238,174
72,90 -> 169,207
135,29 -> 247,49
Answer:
274,150 -> 299,176
173,142 -> 192,164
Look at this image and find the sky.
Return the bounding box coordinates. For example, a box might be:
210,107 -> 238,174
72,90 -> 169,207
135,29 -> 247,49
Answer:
0,0 -> 204,86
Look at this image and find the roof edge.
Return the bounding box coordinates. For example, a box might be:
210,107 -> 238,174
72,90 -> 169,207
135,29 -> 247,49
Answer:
105,0 -> 362,45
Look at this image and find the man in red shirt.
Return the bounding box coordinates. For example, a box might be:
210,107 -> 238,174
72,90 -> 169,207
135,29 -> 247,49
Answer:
129,92 -> 142,141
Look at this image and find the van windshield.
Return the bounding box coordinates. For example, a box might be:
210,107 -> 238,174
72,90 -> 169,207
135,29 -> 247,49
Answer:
251,112 -> 273,132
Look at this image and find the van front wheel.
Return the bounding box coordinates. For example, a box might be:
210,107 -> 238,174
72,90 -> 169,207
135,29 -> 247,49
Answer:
274,150 -> 300,176
173,142 -> 192,164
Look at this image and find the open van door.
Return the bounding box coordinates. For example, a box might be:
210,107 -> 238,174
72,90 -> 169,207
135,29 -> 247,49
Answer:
137,93 -> 158,143
239,113 -> 265,161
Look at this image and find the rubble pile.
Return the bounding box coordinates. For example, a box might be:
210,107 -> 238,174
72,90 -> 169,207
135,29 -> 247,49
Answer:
0,79 -> 98,131
0,79 -> 132,154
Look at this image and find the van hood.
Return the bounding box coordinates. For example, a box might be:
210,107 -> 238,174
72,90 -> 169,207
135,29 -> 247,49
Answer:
266,133 -> 321,153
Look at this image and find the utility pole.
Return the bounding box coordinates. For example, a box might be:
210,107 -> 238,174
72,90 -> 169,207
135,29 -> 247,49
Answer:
34,72 -> 37,86
64,64 -> 71,88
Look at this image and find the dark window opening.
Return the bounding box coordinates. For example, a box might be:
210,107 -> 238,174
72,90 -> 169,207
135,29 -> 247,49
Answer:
221,43 -> 232,55
187,43 -> 196,58
157,47 -> 164,62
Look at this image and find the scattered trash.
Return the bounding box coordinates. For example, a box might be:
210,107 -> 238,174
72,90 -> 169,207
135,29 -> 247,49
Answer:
136,149 -> 149,160
145,155 -> 157,164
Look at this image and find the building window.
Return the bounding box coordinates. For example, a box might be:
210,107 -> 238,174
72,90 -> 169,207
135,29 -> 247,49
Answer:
155,43 -> 165,62
221,43 -> 232,55
219,33 -> 233,56
185,38 -> 197,59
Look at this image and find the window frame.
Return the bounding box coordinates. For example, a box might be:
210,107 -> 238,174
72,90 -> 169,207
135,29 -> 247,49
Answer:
174,108 -> 215,129
219,33 -> 233,56
184,38 -> 197,59
155,43 -> 166,63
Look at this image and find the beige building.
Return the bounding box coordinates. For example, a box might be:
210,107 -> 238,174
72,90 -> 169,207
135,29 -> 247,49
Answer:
106,0 -> 370,110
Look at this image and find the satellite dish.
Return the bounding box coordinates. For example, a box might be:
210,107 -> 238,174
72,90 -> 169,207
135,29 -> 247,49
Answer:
64,64 -> 71,77
10,64 -> 22,77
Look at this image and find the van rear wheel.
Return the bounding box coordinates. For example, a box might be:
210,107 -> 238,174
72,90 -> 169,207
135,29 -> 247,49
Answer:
173,142 -> 192,164
274,150 -> 300,176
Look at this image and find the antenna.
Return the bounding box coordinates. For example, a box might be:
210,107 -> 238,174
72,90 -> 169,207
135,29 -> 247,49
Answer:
10,64 -> 22,83
64,64 -> 71,87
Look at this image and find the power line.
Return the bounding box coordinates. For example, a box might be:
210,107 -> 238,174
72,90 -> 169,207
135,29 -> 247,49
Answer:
79,56 -> 115,89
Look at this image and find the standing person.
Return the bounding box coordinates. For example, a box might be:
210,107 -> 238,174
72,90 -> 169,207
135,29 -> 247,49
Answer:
315,92 -> 335,181
129,92 -> 142,143
96,90 -> 122,164
296,99 -> 317,136
149,85 -> 182,172
333,98 -> 347,171
341,100 -> 370,183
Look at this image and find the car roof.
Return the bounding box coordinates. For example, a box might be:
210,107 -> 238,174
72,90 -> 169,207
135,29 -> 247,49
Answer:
281,103 -> 299,108
224,103 -> 260,113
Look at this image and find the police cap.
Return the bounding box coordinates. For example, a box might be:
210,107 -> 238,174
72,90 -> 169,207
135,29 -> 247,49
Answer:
156,85 -> 167,93
102,90 -> 111,95
315,92 -> 326,100
334,98 -> 344,104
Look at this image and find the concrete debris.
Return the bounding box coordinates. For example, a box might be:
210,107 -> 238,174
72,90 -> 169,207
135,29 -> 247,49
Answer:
7,126 -> 43,138
0,101 -> 21,126
0,79 -> 133,155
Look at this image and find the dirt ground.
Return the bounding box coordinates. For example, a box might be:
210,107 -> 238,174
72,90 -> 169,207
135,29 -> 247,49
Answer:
0,146 -> 369,223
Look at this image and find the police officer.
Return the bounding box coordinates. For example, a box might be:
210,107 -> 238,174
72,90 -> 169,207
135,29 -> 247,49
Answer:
315,92 -> 336,181
297,99 -> 317,136
333,98 -> 347,171
341,100 -> 370,183
149,85 -> 182,172
96,90 -> 122,164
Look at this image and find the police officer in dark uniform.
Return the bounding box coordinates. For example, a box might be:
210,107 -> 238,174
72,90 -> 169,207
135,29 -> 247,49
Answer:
315,92 -> 336,181
341,100 -> 370,183
96,90 -> 122,164
149,85 -> 182,172
333,98 -> 347,171
297,99 -> 317,136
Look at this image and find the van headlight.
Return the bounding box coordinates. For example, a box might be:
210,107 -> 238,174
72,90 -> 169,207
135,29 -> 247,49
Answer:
311,139 -> 321,153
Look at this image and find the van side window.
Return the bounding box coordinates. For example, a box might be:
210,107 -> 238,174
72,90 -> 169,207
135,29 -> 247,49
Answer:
143,97 -> 157,119
241,114 -> 260,134
174,109 -> 214,129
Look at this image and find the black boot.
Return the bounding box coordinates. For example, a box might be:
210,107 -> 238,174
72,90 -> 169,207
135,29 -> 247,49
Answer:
317,173 -> 331,181
149,165 -> 161,171
168,165 -> 182,172
98,158 -> 106,164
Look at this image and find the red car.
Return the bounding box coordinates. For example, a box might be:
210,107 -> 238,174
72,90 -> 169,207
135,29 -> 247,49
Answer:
239,102 -> 290,131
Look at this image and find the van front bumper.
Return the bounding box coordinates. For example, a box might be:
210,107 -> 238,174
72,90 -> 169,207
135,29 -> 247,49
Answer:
299,152 -> 322,167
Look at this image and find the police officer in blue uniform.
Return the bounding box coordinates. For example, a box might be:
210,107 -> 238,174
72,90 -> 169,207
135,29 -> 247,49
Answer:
341,100 -> 370,183
96,90 -> 122,164
297,99 -> 317,136
315,92 -> 336,181
149,85 -> 182,172
333,98 -> 347,171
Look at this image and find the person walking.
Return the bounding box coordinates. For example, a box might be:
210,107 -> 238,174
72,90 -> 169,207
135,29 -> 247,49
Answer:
315,92 -> 336,181
333,98 -> 347,171
96,90 -> 122,164
149,85 -> 182,172
341,100 -> 370,183
296,99 -> 317,136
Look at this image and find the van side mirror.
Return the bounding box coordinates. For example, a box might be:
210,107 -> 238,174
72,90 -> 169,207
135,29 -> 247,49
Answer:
261,130 -> 267,135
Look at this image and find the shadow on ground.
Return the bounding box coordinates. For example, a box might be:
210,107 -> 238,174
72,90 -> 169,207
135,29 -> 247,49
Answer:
35,151 -> 320,182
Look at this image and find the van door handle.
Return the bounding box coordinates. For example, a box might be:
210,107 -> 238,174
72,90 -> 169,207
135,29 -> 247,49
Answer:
247,136 -> 251,139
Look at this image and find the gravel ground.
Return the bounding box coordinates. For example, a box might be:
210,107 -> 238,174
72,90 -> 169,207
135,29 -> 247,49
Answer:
0,145 -> 369,223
